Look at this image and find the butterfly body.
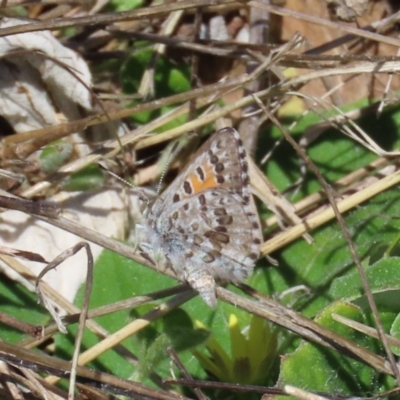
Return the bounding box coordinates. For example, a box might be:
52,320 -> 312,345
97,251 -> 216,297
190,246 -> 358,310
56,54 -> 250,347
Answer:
137,127 -> 262,307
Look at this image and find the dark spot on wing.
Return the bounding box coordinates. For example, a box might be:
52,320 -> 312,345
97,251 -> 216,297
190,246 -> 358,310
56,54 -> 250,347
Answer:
214,207 -> 227,216
196,166 -> 205,181
248,252 -> 258,260
205,230 -> 230,244
215,163 -> 224,173
210,155 -> 218,164
202,253 -> 215,263
202,249 -> 221,263
199,194 -> 206,206
217,215 -> 233,225
184,181 -> 192,194
193,234 -> 203,245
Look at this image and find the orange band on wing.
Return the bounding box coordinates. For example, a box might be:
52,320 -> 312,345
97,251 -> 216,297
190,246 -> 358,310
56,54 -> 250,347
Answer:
191,166 -> 218,192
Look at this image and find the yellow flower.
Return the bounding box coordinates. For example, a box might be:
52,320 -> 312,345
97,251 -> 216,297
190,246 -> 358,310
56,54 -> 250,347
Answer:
192,314 -> 277,384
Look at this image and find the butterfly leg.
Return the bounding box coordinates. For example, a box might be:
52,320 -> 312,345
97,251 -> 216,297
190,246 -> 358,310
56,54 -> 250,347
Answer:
186,270 -> 217,308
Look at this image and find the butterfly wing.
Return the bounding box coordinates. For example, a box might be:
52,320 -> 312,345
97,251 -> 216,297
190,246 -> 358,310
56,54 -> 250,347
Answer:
152,127 -> 249,210
170,188 -> 261,275
144,127 -> 262,306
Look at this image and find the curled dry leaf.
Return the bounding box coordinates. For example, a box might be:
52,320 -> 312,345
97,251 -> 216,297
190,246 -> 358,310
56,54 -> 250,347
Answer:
0,17 -> 92,131
0,19 -> 130,314
0,190 -> 133,315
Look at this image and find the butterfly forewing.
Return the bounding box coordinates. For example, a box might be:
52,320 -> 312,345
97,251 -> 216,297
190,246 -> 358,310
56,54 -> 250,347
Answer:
139,127 -> 263,306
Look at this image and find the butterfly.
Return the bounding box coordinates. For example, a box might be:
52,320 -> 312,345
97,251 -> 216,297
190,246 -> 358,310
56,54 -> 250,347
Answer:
136,127 -> 262,307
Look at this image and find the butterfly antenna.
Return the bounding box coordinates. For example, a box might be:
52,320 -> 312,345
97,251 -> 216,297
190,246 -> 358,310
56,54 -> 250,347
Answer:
156,141 -> 179,196
97,163 -> 149,204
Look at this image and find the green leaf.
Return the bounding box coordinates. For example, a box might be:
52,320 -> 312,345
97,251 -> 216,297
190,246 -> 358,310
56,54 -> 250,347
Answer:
161,309 -> 209,351
121,48 -> 191,125
261,103 -> 400,196
0,275 -> 49,343
390,313 -> 400,356
169,67 -> 190,92
252,103 -> 400,322
61,165 -> 104,191
252,181 -> 400,319
121,47 -> 152,94
330,257 -> 400,301
40,140 -> 73,174
109,0 -> 143,12
121,48 -> 190,97
276,301 -> 376,397
55,249 -> 210,382
134,333 -> 171,380
156,105 -> 188,132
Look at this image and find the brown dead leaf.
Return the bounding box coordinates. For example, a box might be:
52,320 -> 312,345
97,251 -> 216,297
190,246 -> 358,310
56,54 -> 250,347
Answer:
281,0 -> 400,106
